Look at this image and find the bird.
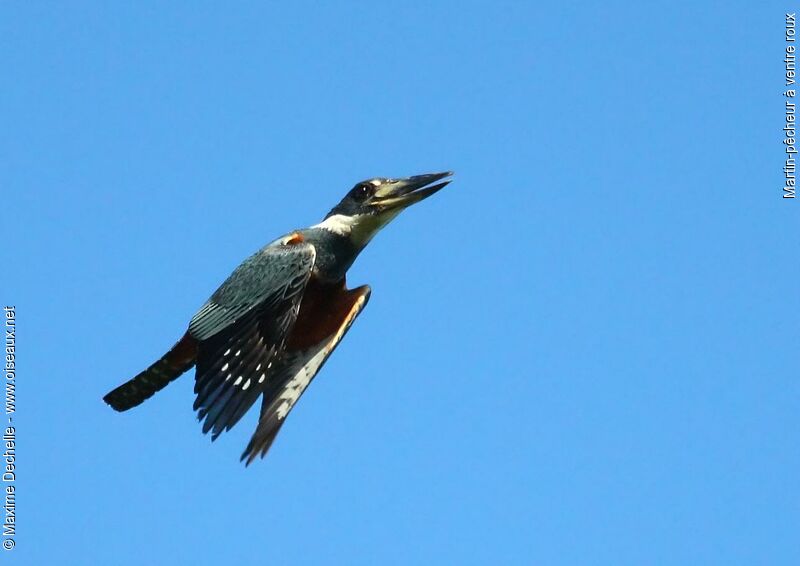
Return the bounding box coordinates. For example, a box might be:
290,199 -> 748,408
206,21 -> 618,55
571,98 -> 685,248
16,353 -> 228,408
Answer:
103,171 -> 453,465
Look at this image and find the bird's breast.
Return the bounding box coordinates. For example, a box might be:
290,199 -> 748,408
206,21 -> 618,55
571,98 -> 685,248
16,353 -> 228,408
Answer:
287,277 -> 352,350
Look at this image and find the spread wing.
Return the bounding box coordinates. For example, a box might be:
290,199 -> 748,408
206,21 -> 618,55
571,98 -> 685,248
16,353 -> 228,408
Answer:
241,284 -> 371,465
189,243 -> 316,439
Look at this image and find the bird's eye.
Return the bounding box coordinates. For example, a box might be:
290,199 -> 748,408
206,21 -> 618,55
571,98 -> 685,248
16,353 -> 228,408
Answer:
351,183 -> 374,201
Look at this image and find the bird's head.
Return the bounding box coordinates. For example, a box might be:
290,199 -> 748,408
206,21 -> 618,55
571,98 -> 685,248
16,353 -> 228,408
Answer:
316,171 -> 453,248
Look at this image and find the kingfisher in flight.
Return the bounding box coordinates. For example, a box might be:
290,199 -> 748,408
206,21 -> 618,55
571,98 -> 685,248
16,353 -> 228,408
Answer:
103,171 -> 453,465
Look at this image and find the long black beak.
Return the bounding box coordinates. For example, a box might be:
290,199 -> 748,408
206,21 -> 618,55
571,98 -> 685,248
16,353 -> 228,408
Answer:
371,171 -> 454,211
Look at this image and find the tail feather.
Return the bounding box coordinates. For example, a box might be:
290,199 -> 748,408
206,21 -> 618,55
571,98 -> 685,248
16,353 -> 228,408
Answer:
104,332 -> 198,411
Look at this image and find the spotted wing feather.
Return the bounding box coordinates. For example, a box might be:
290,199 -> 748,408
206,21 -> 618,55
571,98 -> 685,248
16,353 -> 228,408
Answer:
189,243 -> 316,439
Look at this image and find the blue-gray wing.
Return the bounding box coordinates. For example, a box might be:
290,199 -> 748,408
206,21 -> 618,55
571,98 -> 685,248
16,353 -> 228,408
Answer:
188,243 -> 316,341
188,243 -> 316,439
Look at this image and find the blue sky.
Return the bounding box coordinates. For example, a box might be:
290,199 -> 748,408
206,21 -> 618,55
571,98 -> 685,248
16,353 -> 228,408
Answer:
4,2 -> 797,565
